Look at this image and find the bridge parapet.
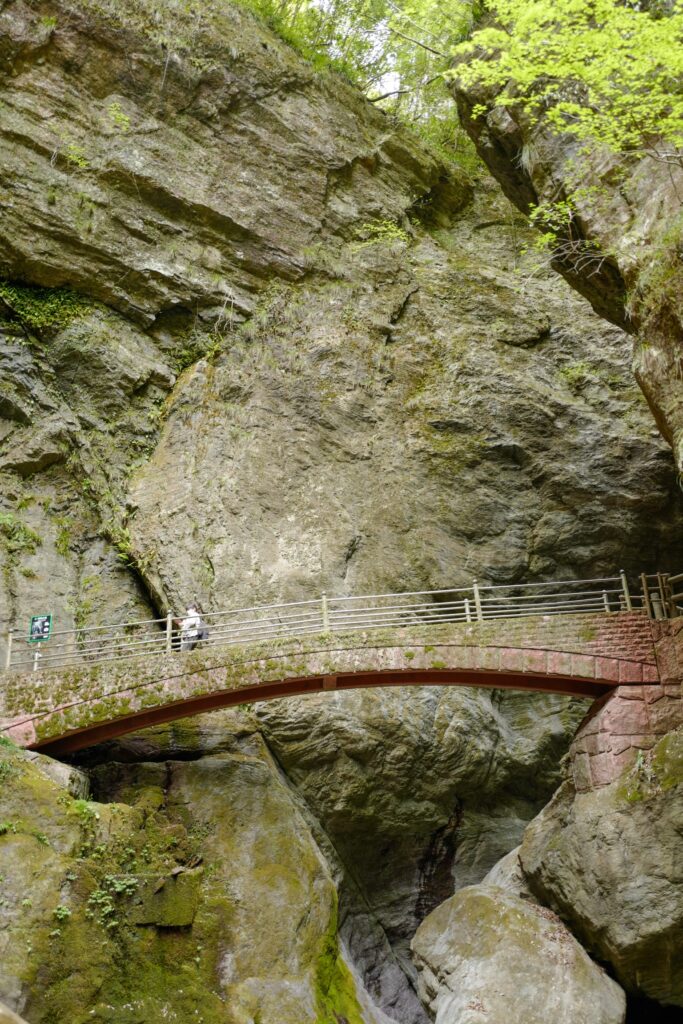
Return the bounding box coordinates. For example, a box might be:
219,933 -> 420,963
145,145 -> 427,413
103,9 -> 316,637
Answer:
0,612 -> 661,756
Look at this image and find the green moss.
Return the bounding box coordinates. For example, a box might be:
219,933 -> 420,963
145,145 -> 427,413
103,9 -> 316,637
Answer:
0,281 -> 90,332
53,517 -> 72,558
0,512 -> 41,555
650,729 -> 683,790
314,892 -> 365,1024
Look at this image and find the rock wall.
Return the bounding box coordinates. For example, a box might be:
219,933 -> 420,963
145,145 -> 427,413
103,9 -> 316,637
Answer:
0,3 -> 682,1024
451,51 -> 683,475
0,685 -> 586,1024
1,0 -> 682,654
413,721 -> 683,1020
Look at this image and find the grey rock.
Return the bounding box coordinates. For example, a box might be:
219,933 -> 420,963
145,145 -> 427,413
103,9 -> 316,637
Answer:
519,727 -> 683,1007
411,885 -> 626,1024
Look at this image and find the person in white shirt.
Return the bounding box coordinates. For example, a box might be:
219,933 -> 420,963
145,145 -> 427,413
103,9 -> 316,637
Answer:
180,604 -> 201,651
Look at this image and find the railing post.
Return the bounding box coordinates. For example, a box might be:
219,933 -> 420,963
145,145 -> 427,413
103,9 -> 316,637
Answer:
472,581 -> 483,623
658,573 -> 670,619
464,598 -> 472,624
640,574 -> 653,619
620,570 -> 633,611
166,612 -> 173,654
602,590 -> 611,614
321,593 -> 330,632
5,629 -> 13,671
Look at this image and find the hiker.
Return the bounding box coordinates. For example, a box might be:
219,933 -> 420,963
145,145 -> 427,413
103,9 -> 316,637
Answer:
179,604 -> 201,652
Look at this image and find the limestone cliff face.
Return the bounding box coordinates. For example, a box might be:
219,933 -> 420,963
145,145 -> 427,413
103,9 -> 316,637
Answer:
451,71 -> 683,475
1,0 -> 682,645
0,4 -> 682,1024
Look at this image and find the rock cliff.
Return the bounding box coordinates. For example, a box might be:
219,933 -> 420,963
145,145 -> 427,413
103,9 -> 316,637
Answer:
451,49 -> 683,476
0,688 -> 584,1024
1,3 -> 683,1024
1,0 -> 682,644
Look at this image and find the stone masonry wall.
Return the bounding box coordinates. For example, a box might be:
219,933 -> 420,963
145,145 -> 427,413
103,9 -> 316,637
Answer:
570,618 -> 683,791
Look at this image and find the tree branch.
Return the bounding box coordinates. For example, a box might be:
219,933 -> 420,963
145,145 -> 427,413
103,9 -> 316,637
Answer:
389,26 -> 446,57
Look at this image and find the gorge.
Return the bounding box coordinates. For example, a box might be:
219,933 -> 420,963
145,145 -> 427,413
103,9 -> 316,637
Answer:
1,2 -> 683,1023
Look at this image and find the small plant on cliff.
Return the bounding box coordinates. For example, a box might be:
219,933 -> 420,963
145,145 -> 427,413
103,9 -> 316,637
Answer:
0,281 -> 90,332
0,761 -> 20,783
107,101 -> 131,134
351,218 -> 411,251
86,874 -> 138,929
0,513 -> 42,556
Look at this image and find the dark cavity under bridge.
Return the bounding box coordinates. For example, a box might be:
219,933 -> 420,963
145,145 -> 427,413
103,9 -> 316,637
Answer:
1,572 -> 681,761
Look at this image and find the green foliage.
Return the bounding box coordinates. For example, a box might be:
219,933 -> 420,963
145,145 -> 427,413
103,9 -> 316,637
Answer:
631,209 -> 683,318
56,133 -> 90,170
0,821 -> 18,836
53,517 -> 72,558
243,0 -> 481,169
452,0 -> 683,157
0,281 -> 90,332
86,874 -> 138,929
315,894 -> 365,1024
53,905 -> 72,922
107,101 -> 131,133
0,760 -> 20,783
0,512 -> 42,556
558,361 -> 593,390
351,218 -> 411,250
172,329 -> 223,373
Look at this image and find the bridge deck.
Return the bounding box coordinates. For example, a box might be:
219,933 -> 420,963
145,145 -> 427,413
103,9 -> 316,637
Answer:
0,613 -> 660,756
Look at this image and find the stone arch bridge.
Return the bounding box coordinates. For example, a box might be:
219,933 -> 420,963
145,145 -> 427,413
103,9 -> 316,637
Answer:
1,576 -> 682,791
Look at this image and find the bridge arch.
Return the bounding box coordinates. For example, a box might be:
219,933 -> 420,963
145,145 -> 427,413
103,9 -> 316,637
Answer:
0,612 -> 659,756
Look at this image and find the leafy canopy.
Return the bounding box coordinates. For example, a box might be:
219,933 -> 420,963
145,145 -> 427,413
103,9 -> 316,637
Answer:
238,0 -> 482,168
451,0 -> 683,156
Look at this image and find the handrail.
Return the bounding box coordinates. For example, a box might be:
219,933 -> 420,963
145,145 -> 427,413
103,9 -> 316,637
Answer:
2,570 -> 679,675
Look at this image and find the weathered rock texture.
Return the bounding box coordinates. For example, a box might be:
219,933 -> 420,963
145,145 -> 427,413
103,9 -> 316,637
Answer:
411,885 -> 626,1024
0,731 -> 392,1024
520,726 -> 683,1008
1,0 -> 682,654
0,2 -> 682,1023
451,53 -> 683,473
0,685 -> 586,1024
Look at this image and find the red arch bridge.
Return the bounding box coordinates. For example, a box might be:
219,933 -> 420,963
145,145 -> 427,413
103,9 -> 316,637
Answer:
1,572 -> 682,791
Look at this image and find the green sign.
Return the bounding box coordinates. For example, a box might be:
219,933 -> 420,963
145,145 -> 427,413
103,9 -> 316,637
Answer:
28,614 -> 52,643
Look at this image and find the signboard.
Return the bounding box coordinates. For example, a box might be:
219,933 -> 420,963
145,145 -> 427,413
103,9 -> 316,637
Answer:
28,614 -> 52,643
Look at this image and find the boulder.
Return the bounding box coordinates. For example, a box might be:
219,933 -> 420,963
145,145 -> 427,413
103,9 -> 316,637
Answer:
411,885 -> 626,1024
520,726 -> 683,1006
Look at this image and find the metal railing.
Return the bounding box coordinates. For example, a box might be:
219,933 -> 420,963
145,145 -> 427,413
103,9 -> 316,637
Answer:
2,570 -> 680,675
